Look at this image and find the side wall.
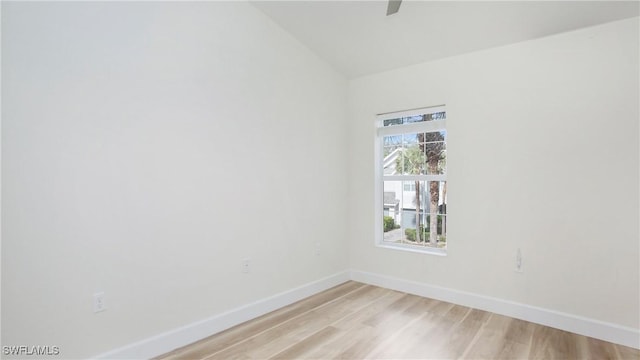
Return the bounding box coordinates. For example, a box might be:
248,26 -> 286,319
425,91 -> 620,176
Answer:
1,2 -> 348,358
348,16 -> 639,333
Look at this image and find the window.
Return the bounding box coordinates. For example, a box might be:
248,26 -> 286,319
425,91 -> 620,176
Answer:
403,182 -> 416,191
376,106 -> 447,254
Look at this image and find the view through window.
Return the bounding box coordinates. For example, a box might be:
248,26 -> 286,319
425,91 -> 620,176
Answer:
377,106 -> 447,253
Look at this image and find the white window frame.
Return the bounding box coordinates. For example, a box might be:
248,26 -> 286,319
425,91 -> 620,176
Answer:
374,105 -> 447,256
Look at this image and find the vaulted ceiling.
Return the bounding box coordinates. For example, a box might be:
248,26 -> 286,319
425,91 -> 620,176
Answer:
252,1 -> 639,78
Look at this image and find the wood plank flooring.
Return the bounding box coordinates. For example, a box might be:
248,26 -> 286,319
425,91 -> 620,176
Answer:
156,281 -> 640,360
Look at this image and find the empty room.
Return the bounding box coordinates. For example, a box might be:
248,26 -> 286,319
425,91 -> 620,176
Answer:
1,1 -> 639,359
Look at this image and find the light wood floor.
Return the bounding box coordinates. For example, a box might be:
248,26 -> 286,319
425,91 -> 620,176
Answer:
157,281 -> 640,360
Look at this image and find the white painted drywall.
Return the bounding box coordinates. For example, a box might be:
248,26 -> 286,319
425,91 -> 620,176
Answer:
348,17 -> 639,330
3,1 -> 638,357
1,2 -> 348,357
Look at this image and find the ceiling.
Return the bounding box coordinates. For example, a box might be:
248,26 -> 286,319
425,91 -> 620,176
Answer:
251,1 -> 639,78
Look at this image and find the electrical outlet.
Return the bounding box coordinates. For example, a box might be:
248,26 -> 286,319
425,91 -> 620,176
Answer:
314,242 -> 321,256
93,292 -> 106,313
242,258 -> 251,274
515,248 -> 523,273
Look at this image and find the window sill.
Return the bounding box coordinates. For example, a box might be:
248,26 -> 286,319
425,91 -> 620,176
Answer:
376,242 -> 447,256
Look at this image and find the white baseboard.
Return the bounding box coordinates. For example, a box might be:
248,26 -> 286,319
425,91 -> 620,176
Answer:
350,269 -> 640,350
94,268 -> 638,359
93,271 -> 351,359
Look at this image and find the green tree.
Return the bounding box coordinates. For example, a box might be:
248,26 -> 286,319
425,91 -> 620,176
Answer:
396,146 -> 426,242
418,128 -> 446,246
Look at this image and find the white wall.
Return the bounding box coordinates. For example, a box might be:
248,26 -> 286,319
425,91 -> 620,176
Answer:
1,2 -> 348,358
3,2 -> 638,357
348,16 -> 639,330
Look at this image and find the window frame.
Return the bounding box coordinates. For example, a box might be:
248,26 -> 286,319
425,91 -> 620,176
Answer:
374,105 -> 447,256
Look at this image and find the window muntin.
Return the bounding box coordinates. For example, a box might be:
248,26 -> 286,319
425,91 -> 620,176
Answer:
377,106 -> 447,254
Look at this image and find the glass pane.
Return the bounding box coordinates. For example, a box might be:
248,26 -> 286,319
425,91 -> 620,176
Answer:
398,144 -> 425,175
401,180 -> 427,245
421,131 -> 446,175
427,111 -> 446,121
383,118 -> 403,127
382,111 -> 446,127
383,134 -> 403,147
383,135 -> 402,175
423,181 -> 447,248
382,180 -> 447,248
402,133 -> 418,146
383,131 -> 446,176
384,180 -> 430,246
383,181 -> 405,244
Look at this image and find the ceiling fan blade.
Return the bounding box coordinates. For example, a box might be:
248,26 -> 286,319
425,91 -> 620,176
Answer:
386,0 -> 402,15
